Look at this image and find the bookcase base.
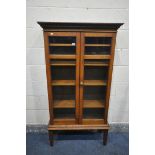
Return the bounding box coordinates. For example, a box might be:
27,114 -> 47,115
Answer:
48,123 -> 110,146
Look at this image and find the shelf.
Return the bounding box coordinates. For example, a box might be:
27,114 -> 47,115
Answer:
84,61 -> 109,66
83,100 -> 104,108
49,55 -> 76,59
51,61 -> 76,66
83,80 -> 107,86
85,44 -> 111,47
53,118 -> 76,125
82,119 -> 105,125
84,55 -> 111,59
54,100 -> 75,108
51,60 -> 108,66
49,43 -> 75,46
52,80 -> 76,86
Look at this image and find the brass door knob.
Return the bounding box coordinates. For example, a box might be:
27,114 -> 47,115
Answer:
80,81 -> 84,86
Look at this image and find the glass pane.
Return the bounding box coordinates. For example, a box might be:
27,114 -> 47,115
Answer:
83,86 -> 105,119
84,86 -> 106,100
49,36 -> 76,44
48,36 -> 76,54
84,66 -> 108,80
84,59 -> 109,66
49,46 -> 76,55
85,46 -> 111,55
53,86 -> 75,119
83,108 -> 104,119
85,37 -> 112,55
85,37 -> 111,44
54,108 -> 75,119
51,66 -> 75,80
53,86 -> 75,100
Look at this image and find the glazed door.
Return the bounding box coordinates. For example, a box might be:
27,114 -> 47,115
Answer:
44,32 -> 80,125
79,32 -> 116,125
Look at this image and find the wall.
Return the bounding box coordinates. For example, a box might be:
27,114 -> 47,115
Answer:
26,0 -> 129,124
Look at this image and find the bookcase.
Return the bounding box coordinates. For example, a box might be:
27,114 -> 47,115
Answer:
38,22 -> 123,146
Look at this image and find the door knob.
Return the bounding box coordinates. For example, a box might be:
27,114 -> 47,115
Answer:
80,81 -> 84,86
72,43 -> 76,46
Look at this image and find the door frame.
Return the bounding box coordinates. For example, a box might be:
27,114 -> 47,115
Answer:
79,32 -> 116,124
44,31 -> 81,124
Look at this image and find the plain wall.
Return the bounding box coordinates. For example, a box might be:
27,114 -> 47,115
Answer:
26,0 -> 129,124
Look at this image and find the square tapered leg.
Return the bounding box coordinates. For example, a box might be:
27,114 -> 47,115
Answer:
103,129 -> 108,145
48,130 -> 54,146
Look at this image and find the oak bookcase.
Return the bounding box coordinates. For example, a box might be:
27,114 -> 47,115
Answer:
38,22 -> 123,146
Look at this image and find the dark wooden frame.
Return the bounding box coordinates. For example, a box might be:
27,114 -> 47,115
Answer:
38,22 -> 123,146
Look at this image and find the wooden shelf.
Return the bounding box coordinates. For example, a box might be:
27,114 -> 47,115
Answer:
52,80 -> 75,86
84,61 -> 109,66
49,43 -> 75,46
84,80 -> 107,86
51,61 -> 76,66
82,119 -> 104,125
49,55 -> 76,59
85,44 -> 111,47
51,60 -> 109,66
53,118 -> 76,125
54,100 -> 75,108
83,100 -> 104,108
84,55 -> 111,59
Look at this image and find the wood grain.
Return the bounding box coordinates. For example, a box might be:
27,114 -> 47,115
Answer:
49,43 -> 75,46
84,61 -> 109,66
83,100 -> 104,108
104,33 -> 117,123
54,100 -> 75,108
85,44 -> 111,47
84,55 -> 111,59
83,80 -> 107,86
43,32 -> 54,124
49,54 -> 76,59
52,80 -> 75,86
50,61 -> 75,66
